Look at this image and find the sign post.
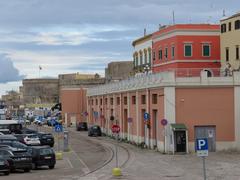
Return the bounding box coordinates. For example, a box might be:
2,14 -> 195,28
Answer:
196,138 -> 208,180
161,119 -> 168,153
55,124 -> 63,152
111,124 -> 121,176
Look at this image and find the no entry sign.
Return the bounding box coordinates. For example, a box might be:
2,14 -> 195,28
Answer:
112,124 -> 120,133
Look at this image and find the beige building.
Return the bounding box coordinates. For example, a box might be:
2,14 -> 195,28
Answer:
220,12 -> 240,72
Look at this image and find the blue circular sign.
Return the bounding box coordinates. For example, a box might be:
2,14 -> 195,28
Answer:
144,113 -> 150,121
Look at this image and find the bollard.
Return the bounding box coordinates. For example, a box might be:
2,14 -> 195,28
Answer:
55,151 -> 63,160
112,168 -> 122,176
63,130 -> 69,152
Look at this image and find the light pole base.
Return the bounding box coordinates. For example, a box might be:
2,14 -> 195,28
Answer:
56,152 -> 63,160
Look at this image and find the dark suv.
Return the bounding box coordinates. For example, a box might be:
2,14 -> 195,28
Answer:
0,147 -> 32,172
88,125 -> 102,136
37,132 -> 54,147
76,122 -> 88,131
31,146 -> 56,169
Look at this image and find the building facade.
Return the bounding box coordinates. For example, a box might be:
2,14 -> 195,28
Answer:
87,71 -> 240,153
105,61 -> 133,82
59,73 -> 105,126
152,24 -> 221,77
220,12 -> 240,72
132,33 -> 152,74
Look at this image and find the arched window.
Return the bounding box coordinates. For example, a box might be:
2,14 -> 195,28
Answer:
148,48 -> 151,63
144,49 -> 147,64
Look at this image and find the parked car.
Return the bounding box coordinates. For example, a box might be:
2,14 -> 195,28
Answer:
21,128 -> 37,134
0,139 -> 33,155
0,147 -> 32,172
88,125 -> 102,137
0,157 -> 10,175
76,122 -> 88,131
37,132 -> 54,147
31,146 -> 56,169
0,135 -> 18,143
14,134 -> 40,146
23,134 -> 41,146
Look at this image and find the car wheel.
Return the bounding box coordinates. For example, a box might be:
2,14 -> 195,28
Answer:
49,165 -> 55,169
24,168 -> 30,172
4,171 -> 10,175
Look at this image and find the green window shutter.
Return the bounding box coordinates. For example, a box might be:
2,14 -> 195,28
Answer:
203,45 -> 210,56
185,45 -> 192,57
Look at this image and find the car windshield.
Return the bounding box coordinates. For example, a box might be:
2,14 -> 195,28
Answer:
40,148 -> 54,155
12,141 -> 28,149
28,134 -> 38,138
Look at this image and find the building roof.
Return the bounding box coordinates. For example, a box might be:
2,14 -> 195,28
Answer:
220,12 -> 240,22
132,34 -> 152,47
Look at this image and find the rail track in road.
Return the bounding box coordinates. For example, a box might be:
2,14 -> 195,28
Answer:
69,129 -> 133,177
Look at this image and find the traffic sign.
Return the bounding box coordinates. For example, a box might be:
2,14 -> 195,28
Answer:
196,138 -> 208,157
143,113 -> 150,121
112,125 -> 120,133
127,117 -> 133,123
55,124 -> 63,133
161,119 -> 168,126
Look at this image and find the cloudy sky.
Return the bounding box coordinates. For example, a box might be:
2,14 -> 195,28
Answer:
0,0 -> 238,96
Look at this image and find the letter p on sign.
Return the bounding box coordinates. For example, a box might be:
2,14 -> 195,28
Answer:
196,138 -> 208,151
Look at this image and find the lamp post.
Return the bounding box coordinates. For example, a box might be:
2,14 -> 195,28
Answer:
144,64 -> 150,74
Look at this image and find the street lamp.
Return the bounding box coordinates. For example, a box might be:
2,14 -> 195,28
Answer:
143,64 -> 150,74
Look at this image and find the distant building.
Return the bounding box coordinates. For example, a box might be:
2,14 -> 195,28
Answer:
22,79 -> 59,106
152,24 -> 221,77
59,73 -> 105,126
220,12 -> 240,74
105,61 -> 133,82
132,33 -> 152,74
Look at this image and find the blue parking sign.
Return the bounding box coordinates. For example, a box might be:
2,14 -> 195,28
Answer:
196,138 -> 208,157
55,124 -> 63,133
143,113 -> 150,121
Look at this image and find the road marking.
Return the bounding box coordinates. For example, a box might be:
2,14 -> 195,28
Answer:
66,158 -> 74,168
72,151 -> 90,174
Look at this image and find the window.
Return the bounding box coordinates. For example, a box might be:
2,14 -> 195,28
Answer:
141,95 -> 146,104
152,94 -> 157,104
165,47 -> 168,59
40,148 -> 54,155
144,51 -> 147,64
226,48 -> 229,62
132,96 -> 136,105
184,44 -> 192,57
96,99 -> 98,105
105,98 -> 108,105
221,23 -> 227,33
203,44 -> 210,57
136,54 -> 139,65
236,46 -> 239,60
153,51 -> 156,61
229,22 -> 232,31
110,98 -> 113,105
140,52 -> 143,65
124,96 -> 127,105
117,97 -> 120,105
100,98 -> 103,105
235,20 -> 240,30
171,46 -> 175,58
148,49 -> 151,63
158,49 -> 162,60
91,99 -> 94,105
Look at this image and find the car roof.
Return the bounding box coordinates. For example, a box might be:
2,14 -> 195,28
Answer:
31,145 -> 52,149
0,135 -> 17,140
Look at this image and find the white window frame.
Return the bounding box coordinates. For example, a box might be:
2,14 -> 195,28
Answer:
202,44 -> 211,57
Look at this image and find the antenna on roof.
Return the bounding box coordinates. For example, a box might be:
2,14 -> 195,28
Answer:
172,11 -> 175,25
223,9 -> 226,17
144,28 -> 146,36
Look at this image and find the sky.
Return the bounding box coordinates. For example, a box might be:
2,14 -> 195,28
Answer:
0,0 -> 239,96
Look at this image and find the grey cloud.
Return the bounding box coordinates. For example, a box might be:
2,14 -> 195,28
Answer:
0,54 -> 25,83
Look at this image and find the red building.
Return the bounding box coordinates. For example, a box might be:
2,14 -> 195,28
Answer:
152,24 -> 221,77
